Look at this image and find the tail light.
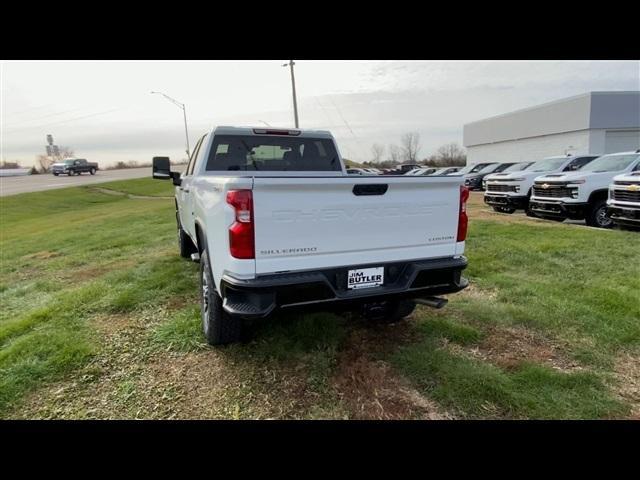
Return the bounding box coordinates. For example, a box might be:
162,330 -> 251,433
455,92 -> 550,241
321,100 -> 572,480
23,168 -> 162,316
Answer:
226,190 -> 254,259
457,186 -> 469,242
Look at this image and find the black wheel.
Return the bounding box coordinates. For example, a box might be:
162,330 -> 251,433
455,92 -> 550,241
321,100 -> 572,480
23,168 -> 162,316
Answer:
176,212 -> 197,258
525,209 -> 538,218
90,168 -> 96,175
360,299 -> 416,324
586,200 -> 613,228
67,170 -> 73,176
200,250 -> 242,345
53,173 -> 59,176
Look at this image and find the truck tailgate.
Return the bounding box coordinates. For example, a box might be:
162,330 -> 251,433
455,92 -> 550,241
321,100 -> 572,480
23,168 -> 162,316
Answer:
252,176 -> 462,275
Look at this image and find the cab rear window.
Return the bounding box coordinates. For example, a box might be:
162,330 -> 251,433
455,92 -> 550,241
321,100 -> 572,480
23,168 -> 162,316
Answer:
205,135 -> 341,172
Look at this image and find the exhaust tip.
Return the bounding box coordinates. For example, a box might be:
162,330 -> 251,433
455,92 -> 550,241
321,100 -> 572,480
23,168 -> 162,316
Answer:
415,297 -> 448,309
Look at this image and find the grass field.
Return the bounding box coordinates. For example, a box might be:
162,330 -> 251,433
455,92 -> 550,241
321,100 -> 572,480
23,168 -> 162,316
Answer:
1,179 -> 638,419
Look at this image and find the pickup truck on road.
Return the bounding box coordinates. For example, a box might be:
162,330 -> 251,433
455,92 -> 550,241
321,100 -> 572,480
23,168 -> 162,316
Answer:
483,155 -> 598,216
152,126 -> 470,345
607,170 -> 640,229
530,151 -> 640,228
52,158 -> 98,176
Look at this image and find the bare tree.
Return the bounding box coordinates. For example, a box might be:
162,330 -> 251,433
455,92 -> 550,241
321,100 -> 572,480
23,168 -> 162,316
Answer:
435,143 -> 466,166
388,144 -> 401,164
401,132 -> 421,163
36,146 -> 74,173
371,143 -> 385,163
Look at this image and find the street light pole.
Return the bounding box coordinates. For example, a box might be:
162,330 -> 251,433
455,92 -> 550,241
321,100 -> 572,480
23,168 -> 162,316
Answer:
282,60 -> 299,128
151,91 -> 191,157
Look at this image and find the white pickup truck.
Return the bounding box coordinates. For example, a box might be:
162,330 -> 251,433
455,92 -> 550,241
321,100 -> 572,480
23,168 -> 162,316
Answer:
529,151 -> 640,228
152,126 -> 470,345
607,170 -> 640,229
483,155 -> 598,216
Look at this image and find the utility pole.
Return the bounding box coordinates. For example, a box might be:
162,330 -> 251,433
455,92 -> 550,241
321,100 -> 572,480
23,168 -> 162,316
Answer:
282,60 -> 299,128
150,91 -> 191,157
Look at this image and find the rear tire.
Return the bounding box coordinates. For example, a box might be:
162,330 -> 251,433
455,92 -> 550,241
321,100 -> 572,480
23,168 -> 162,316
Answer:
200,250 -> 242,345
67,170 -> 73,176
90,168 -> 96,175
360,299 -> 416,324
585,200 -> 613,229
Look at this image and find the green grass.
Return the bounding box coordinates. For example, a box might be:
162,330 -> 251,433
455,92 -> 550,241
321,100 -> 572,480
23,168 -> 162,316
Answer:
0,181 -> 194,414
391,317 -> 626,419
1,180 -> 638,418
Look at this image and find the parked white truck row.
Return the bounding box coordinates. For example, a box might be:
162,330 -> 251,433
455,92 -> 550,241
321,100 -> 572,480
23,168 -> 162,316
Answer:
483,151 -> 640,228
153,126 -> 470,345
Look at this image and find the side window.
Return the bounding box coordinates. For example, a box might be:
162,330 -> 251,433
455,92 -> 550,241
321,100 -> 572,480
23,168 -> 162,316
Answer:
632,161 -> 640,172
565,157 -> 591,171
190,135 -> 209,175
185,137 -> 203,176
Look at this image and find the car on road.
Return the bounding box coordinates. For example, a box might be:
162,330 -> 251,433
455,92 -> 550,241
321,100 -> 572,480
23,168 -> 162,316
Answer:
530,151 -> 640,228
607,171 -> 640,229
483,155 -> 598,215
52,158 -> 98,176
152,126 -> 470,345
482,162 -> 533,191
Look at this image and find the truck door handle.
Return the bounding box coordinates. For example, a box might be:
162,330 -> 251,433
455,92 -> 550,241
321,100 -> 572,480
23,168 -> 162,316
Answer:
353,184 -> 388,196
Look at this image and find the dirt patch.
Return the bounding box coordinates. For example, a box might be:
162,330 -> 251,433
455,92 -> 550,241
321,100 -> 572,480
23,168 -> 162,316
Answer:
62,259 -> 138,282
613,351 -> 640,419
454,325 -> 581,373
330,324 -> 452,420
457,281 -> 497,301
23,250 -> 62,260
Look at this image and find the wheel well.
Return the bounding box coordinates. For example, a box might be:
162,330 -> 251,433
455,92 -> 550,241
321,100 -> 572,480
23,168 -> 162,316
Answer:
588,189 -> 608,205
194,223 -> 205,254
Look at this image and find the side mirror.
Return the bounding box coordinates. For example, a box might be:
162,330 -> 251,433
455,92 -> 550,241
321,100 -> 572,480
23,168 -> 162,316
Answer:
153,156 -> 182,186
152,156 -> 171,179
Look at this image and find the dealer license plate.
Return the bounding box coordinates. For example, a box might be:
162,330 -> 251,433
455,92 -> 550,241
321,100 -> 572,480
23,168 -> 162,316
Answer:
347,267 -> 384,290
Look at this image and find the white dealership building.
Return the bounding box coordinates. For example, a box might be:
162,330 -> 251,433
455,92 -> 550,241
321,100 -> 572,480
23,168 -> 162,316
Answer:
463,91 -> 640,166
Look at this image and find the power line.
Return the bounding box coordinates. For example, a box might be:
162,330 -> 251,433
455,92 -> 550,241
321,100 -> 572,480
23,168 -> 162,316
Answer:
328,96 -> 369,161
3,107 -> 88,128
3,108 -> 125,133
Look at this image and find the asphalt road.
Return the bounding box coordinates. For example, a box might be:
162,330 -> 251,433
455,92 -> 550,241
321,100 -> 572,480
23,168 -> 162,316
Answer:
0,166 -> 184,197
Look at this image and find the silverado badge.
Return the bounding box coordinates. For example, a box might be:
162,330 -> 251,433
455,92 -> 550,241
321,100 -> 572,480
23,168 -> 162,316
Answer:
627,184 -> 640,191
541,183 -> 550,189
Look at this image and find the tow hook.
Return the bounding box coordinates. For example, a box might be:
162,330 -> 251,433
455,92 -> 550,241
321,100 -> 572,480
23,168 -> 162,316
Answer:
415,296 -> 448,309
190,253 -> 200,263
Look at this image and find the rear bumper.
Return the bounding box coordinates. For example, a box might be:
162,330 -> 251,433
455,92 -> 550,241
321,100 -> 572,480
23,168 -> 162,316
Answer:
484,194 -> 528,209
219,256 -> 469,319
529,200 -> 588,219
607,204 -> 640,225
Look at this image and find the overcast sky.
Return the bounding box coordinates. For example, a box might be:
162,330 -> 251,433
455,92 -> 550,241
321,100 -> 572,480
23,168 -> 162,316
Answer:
1,60 -> 639,167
